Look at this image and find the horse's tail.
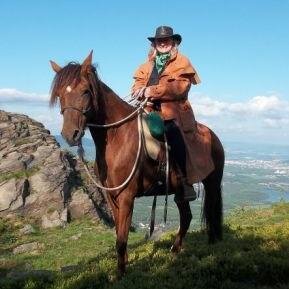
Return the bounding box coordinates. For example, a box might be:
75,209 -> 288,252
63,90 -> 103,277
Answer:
202,130 -> 224,243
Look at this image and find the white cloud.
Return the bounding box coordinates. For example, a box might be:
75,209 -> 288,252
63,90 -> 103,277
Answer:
0,88 -> 49,102
1,88 -> 289,143
190,93 -> 289,143
193,97 -> 227,116
247,95 -> 282,112
192,94 -> 289,119
263,118 -> 289,128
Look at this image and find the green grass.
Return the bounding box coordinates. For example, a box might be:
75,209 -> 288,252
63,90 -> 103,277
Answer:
0,167 -> 39,183
1,203 -> 289,289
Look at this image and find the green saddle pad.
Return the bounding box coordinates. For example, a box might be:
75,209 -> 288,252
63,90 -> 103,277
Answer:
145,112 -> 165,141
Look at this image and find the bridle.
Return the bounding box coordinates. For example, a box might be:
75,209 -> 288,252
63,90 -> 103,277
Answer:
60,106 -> 92,115
60,89 -> 94,116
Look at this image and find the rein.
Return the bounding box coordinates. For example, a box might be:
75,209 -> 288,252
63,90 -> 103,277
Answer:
77,110 -> 143,192
77,99 -> 148,192
86,99 -> 148,128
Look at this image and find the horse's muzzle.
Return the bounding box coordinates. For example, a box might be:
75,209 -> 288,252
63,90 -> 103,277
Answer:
62,129 -> 84,147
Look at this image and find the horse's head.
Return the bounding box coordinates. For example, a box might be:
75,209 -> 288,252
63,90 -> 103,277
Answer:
50,51 -> 99,146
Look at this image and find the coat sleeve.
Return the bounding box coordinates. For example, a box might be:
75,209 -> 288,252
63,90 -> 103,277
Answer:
148,77 -> 191,100
131,64 -> 148,95
148,57 -> 201,100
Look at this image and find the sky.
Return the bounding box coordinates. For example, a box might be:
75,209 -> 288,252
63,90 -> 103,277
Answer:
0,0 -> 289,145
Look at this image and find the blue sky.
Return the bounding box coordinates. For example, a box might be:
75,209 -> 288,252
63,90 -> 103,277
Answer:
0,0 -> 289,144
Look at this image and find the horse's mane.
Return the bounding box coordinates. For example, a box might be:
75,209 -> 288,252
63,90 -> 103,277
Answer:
49,62 -> 99,106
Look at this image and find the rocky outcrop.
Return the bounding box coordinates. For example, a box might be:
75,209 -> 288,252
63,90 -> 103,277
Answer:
0,110 -> 113,227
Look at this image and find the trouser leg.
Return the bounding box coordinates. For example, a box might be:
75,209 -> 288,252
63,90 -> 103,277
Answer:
164,120 -> 196,202
164,120 -> 187,177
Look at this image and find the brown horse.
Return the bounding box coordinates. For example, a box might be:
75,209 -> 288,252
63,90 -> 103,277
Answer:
49,51 -> 224,276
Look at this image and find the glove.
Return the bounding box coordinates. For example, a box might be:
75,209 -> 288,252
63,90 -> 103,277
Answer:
132,87 -> 146,100
144,87 -> 152,98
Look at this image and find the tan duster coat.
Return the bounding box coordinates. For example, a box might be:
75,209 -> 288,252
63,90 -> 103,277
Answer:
132,49 -> 214,183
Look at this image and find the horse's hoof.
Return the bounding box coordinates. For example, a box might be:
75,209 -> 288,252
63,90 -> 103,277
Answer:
170,244 -> 181,253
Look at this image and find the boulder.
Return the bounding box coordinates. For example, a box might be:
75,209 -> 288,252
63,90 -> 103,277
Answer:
41,210 -> 66,229
0,179 -> 28,211
13,242 -> 44,254
69,189 -> 97,219
0,110 -> 113,226
19,224 -> 35,235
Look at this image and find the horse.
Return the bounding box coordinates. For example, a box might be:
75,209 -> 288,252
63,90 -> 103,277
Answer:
49,51 -> 224,276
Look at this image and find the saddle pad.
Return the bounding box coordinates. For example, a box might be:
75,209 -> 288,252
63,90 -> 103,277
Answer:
141,115 -> 163,160
145,111 -> 165,141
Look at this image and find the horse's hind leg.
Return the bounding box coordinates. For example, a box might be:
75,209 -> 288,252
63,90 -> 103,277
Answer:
201,128 -> 224,243
202,166 -> 223,243
171,201 -> 192,253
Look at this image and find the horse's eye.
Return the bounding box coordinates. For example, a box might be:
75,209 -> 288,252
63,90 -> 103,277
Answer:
83,90 -> 90,97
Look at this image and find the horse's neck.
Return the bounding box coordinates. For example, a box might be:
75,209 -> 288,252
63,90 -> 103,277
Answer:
89,82 -> 137,179
90,81 -> 135,153
98,82 -> 133,124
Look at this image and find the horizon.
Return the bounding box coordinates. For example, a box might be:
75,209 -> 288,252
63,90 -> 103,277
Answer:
1,0 -> 289,145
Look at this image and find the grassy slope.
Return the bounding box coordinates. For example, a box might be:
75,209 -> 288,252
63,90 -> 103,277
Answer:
0,203 -> 289,289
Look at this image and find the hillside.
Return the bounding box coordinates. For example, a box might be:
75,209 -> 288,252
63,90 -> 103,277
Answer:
1,202 -> 289,289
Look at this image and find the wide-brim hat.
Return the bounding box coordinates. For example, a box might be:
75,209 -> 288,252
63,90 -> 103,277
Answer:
148,26 -> 182,45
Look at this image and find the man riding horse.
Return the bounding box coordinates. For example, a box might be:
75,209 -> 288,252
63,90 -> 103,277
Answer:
49,32 -> 223,275
132,26 -> 213,202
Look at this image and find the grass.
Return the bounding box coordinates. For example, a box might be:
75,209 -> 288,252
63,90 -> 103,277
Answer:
0,167 -> 39,183
1,203 -> 289,289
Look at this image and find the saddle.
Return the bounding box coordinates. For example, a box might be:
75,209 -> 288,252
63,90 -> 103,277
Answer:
139,113 -> 180,198
141,112 -> 165,161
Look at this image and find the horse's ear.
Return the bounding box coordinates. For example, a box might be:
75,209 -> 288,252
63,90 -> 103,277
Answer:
81,50 -> 93,75
50,60 -> 62,73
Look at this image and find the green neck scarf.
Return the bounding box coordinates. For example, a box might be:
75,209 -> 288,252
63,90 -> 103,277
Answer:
155,52 -> 170,74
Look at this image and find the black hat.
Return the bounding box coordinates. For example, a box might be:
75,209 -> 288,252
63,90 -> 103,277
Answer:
148,26 -> 182,44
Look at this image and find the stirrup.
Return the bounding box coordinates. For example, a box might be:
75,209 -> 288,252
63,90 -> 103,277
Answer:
183,184 -> 197,201
174,184 -> 197,203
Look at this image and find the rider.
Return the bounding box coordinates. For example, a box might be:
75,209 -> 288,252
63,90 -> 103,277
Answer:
131,25 -> 201,202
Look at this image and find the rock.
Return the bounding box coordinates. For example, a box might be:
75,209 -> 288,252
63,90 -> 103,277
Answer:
69,233 -> 82,240
13,242 -> 44,254
0,110 -> 113,226
41,210 -> 66,229
60,208 -> 68,223
60,265 -> 80,273
69,189 -> 97,219
19,224 -> 35,235
6,269 -> 53,281
0,152 -> 25,173
0,179 -> 28,211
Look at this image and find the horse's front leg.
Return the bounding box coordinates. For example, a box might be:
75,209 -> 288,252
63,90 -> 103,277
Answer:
115,193 -> 134,276
171,200 -> 192,253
